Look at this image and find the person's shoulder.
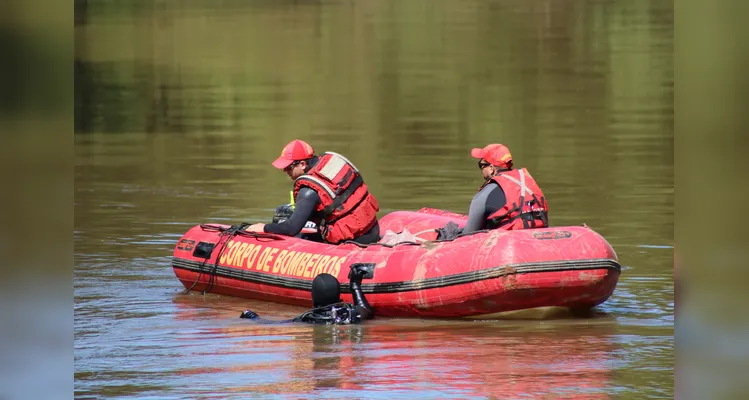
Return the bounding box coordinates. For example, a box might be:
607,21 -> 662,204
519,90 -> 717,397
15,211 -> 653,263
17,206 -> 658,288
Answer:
475,181 -> 499,196
297,186 -> 321,199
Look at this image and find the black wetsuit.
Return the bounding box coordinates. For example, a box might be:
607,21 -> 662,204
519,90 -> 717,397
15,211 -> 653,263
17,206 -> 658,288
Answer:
240,279 -> 374,325
436,181 -> 507,240
263,159 -> 380,244
462,182 -> 507,234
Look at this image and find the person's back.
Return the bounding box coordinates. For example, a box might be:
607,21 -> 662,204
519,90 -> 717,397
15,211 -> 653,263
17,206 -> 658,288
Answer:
438,144 -> 548,240
293,151 -> 380,244
240,264 -> 374,325
245,140 -> 380,245
481,167 -> 547,230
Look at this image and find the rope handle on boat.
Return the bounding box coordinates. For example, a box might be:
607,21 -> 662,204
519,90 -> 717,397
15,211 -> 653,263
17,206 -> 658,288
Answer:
199,223 -> 287,241
184,223 -> 287,295
184,224 -> 240,295
196,223 -> 490,251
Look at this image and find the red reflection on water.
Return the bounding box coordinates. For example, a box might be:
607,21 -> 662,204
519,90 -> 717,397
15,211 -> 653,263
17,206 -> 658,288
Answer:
349,324 -> 615,399
171,295 -> 615,397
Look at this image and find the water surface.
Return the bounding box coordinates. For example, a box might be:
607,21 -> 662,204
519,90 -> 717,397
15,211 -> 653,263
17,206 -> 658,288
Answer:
75,0 -> 673,397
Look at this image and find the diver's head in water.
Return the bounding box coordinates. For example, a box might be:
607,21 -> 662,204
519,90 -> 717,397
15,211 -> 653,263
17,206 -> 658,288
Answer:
311,273 -> 341,308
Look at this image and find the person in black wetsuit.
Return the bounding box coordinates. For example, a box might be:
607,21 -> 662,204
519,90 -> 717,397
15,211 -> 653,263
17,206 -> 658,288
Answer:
245,139 -> 380,245
239,263 -> 374,325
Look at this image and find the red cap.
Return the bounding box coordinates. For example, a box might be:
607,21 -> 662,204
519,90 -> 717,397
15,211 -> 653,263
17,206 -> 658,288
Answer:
470,144 -> 513,168
272,140 -> 315,169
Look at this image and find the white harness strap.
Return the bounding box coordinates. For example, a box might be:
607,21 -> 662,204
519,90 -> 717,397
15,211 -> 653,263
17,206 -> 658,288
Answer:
295,152 -> 360,200
318,154 -> 347,181
498,169 -> 535,196
295,175 -> 336,199
322,151 -> 359,172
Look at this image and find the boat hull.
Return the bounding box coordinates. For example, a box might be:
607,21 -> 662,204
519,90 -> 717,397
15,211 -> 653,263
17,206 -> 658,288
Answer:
172,209 -> 620,318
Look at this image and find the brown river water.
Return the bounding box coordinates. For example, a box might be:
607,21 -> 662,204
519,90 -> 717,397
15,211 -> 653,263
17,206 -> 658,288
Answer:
75,0 -> 673,398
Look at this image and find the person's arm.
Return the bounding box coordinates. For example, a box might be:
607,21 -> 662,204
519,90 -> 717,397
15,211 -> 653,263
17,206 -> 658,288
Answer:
239,310 -> 275,324
351,280 -> 373,320
349,265 -> 374,320
241,309 -> 303,324
462,183 -> 505,234
264,188 -> 320,236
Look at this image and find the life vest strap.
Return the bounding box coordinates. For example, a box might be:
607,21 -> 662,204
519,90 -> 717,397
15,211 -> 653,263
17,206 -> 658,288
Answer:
318,154 -> 348,181
322,151 -> 359,172
295,175 -> 337,199
497,169 -> 535,197
491,210 -> 548,229
323,174 -> 364,217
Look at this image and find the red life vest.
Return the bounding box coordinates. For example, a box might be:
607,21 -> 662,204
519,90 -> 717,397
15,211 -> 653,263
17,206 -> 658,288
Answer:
481,168 -> 549,230
293,152 -> 380,244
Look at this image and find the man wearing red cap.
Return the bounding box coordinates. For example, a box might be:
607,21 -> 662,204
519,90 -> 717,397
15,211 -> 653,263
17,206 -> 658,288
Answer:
439,144 -> 549,239
246,140 -> 381,245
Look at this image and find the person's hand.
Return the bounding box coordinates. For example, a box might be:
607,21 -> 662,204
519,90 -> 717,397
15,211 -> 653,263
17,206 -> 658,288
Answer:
348,263 -> 374,283
245,223 -> 265,233
273,204 -> 294,223
436,221 -> 462,240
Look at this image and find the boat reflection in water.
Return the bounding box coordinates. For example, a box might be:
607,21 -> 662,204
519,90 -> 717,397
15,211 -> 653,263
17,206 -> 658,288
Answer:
172,295 -> 616,398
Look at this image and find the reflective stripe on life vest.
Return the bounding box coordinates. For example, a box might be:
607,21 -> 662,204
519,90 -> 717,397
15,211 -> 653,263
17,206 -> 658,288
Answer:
293,152 -> 379,243
482,168 -> 549,230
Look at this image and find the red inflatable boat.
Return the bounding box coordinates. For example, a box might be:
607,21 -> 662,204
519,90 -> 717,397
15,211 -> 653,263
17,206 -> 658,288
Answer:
171,208 -> 620,318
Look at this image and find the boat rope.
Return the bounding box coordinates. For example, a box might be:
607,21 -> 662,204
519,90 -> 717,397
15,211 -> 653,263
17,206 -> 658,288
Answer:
183,223 -> 289,295
183,223 -> 248,295
202,224 -> 248,294
187,223 -> 489,272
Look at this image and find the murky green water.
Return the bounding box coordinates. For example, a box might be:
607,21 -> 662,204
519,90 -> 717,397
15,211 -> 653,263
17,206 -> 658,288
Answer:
75,0 -> 673,397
